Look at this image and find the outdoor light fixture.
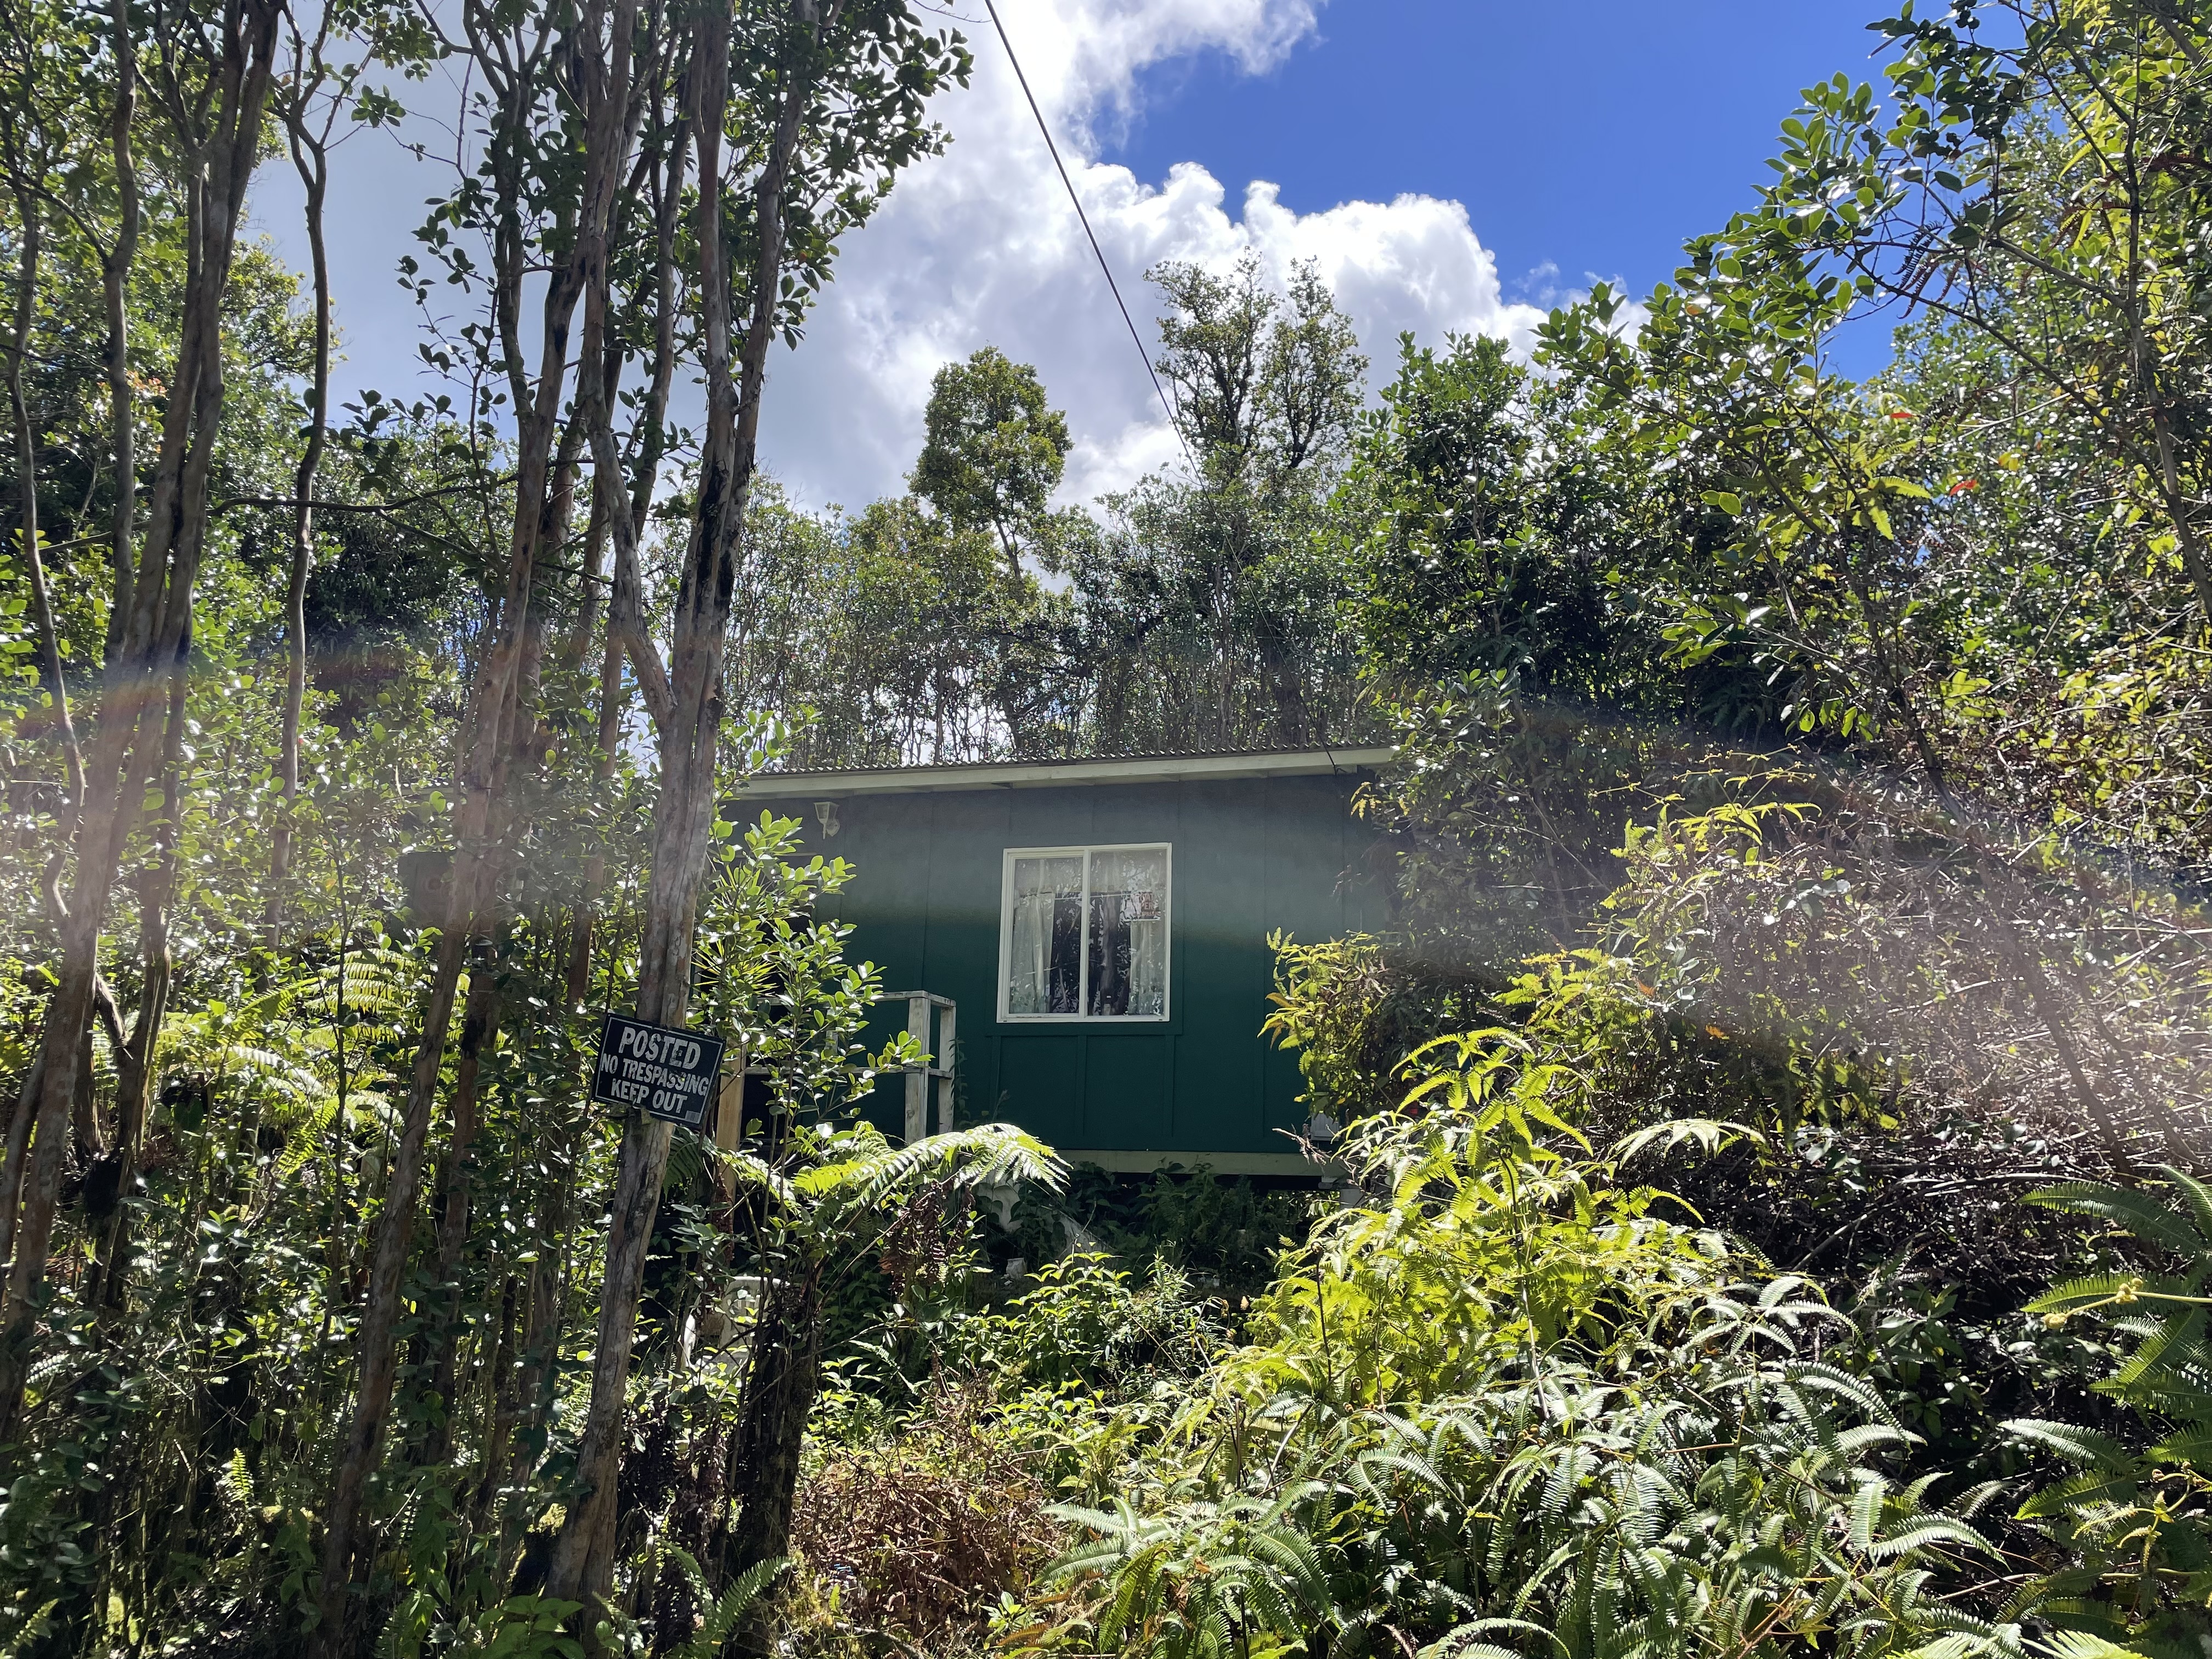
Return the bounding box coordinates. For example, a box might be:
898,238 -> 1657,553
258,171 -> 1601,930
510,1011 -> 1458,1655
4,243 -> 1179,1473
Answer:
814,800 -> 841,838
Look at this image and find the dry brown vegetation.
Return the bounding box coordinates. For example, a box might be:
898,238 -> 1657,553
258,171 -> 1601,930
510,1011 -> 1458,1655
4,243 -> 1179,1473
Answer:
785,1390 -> 1060,1655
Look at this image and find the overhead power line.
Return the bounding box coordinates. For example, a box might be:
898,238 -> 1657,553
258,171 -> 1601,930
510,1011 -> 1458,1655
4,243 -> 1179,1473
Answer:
981,0 -> 1184,449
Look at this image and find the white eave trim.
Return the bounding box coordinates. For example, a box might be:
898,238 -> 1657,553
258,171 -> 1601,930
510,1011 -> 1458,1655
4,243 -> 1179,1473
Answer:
735,746 -> 1397,798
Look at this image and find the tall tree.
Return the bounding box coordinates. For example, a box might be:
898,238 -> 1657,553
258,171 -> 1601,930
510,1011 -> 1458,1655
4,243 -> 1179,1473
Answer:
1153,255 -> 1364,489
1747,0 -> 2212,621
911,344 -> 1071,575
309,0 -> 648,1627
1067,256 -> 1368,751
263,3 -> 349,952
0,0 -> 281,1442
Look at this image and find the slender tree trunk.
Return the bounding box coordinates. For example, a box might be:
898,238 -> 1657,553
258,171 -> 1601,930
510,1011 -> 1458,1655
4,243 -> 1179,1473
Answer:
8,154 -> 88,988
86,663 -> 185,1308
0,1057 -> 42,1267
312,901 -> 469,1645
719,1267 -> 824,1650
565,99 -> 687,1005
489,1080 -> 586,1577
565,624 -> 629,1006
421,968 -> 498,1465
545,0 -> 838,1607
100,0 -> 138,665
65,1023 -> 99,1191
563,489 -> 611,674
7,177 -> 82,812
469,1271 -> 518,1533
268,111 -> 332,948
2146,399 -> 2212,624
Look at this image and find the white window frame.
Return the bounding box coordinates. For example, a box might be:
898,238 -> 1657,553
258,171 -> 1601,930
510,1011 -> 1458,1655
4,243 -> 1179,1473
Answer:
996,843 -> 1172,1023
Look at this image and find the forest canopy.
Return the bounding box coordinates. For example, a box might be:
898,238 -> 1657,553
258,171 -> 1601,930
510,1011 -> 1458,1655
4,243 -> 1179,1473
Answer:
5,0 -> 2212,1655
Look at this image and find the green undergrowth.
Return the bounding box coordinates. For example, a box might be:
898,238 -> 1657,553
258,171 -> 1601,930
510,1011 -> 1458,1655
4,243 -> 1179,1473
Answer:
777,913 -> 2179,1659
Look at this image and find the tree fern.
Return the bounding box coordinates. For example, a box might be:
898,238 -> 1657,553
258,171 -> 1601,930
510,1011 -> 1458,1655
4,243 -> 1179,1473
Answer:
1019,1041 -> 2002,1659
796,1120 -> 1064,1212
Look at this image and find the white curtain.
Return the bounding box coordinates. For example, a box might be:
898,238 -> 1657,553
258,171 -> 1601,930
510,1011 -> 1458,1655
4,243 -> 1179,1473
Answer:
1007,854 -> 1082,1014
1086,848 -> 1166,1017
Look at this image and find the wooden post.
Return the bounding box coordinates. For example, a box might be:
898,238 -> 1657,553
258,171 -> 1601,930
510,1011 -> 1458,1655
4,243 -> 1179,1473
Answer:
904,994 -> 930,1143
714,1046 -> 745,1200
935,1000 -> 956,1134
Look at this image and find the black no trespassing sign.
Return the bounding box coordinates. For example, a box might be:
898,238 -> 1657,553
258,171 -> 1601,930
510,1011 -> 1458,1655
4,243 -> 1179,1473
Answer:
591,1013 -> 726,1129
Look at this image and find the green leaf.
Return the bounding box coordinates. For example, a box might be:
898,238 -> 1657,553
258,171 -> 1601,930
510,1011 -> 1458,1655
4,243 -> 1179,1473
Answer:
2155,1166 -> 2212,1250
2145,1427 -> 2212,1470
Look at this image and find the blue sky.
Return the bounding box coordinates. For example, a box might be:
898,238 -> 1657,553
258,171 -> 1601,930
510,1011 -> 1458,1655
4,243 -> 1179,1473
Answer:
1102,1 -> 1891,314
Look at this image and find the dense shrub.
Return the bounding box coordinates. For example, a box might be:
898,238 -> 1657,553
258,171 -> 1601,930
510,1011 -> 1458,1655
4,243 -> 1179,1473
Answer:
986,1166 -> 1319,1302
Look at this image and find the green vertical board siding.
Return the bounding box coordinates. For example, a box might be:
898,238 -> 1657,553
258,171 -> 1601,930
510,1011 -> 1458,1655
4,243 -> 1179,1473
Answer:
743,768 -> 1376,1156
998,1034 -> 1081,1146
920,787 -> 1007,1127
1262,774 -> 1362,1144
1086,1034 -> 1171,1146
1170,780 -> 1265,1153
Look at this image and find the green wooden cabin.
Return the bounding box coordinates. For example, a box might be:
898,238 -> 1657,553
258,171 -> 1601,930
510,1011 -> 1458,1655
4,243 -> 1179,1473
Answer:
735,747 -> 1393,1175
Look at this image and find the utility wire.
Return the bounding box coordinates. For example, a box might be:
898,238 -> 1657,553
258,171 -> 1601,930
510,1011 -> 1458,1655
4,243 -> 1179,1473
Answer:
981,0 -> 1186,453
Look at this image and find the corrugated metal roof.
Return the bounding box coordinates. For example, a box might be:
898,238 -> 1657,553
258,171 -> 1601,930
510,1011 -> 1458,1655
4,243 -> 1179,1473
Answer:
734,744 -> 1397,797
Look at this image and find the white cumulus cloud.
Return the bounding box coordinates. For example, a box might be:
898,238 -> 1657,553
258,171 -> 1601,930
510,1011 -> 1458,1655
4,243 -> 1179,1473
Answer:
757,0 -> 1550,509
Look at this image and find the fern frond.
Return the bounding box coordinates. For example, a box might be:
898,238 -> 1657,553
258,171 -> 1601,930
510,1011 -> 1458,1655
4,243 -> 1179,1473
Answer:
218,1449 -> 253,1510
2146,1427 -> 2212,1469
2154,1166 -> 2212,1252
2026,1184 -> 2202,1257
1902,1638 -> 2001,1659
1420,1639 -> 1533,1659
2016,1468 -> 2142,1519
215,1045 -> 326,1105
2001,1420 -> 2137,1472
1866,1519 -> 1994,1561
2036,1633 -> 2157,1659
798,1121 -> 1065,1209
1429,1616 -> 1567,1657
1610,1119 -> 1769,1164
1784,1362 -> 1901,1428
2029,1274 -> 2197,1314
666,1555 -> 788,1659
1849,1479 -> 1884,1554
